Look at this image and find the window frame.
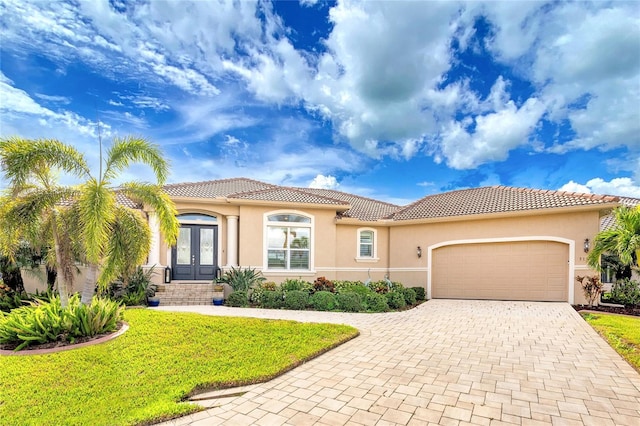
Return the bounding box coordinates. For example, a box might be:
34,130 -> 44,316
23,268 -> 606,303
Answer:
356,227 -> 379,262
264,211 -> 314,272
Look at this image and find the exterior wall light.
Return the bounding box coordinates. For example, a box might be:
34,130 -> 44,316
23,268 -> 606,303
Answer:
583,238 -> 590,253
164,266 -> 172,283
417,246 -> 422,258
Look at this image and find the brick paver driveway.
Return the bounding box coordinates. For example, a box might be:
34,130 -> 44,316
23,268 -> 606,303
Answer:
156,300 -> 640,425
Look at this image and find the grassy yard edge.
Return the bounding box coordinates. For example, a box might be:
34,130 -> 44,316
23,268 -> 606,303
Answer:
184,327 -> 360,400
580,312 -> 640,374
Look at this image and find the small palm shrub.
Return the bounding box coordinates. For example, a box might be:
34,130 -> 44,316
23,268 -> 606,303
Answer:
0,294 -> 123,351
105,266 -> 157,306
386,291 -> 406,309
402,288 -> 417,305
365,293 -> 389,312
313,276 -> 335,293
310,291 -> 336,311
259,290 -> 283,309
336,292 -> 363,312
411,287 -> 426,301
218,266 -> 266,292
284,290 -> 309,310
576,275 -> 603,307
226,291 -> 249,307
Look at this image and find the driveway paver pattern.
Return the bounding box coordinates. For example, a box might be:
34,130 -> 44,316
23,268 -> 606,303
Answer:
155,300 -> 640,425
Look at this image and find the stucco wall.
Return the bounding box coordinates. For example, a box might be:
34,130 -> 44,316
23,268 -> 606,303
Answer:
387,209 -> 602,304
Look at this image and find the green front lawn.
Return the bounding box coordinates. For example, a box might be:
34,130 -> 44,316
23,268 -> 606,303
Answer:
582,313 -> 640,372
0,309 -> 358,426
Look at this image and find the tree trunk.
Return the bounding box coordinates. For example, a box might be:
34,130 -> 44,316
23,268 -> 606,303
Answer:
46,265 -> 57,292
0,259 -> 25,294
50,212 -> 70,307
81,263 -> 98,305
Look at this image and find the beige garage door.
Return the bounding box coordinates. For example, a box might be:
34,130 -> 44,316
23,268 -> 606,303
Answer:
432,241 -> 568,301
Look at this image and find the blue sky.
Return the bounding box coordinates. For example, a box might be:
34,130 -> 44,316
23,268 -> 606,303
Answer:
0,0 -> 639,205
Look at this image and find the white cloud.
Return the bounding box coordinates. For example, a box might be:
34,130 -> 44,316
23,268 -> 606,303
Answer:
559,177 -> 640,198
309,174 -> 339,189
436,79 -> 546,169
34,93 -> 71,104
0,71 -> 108,139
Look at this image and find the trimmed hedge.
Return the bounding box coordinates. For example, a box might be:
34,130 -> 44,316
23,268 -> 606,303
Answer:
402,288 -> 417,306
226,291 -> 249,307
259,290 -> 283,309
284,290 -> 309,310
310,291 -> 336,311
336,293 -> 363,312
365,293 -> 389,312
411,287 -> 426,301
386,291 -> 406,309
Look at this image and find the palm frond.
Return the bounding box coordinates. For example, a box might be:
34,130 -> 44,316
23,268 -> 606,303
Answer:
102,136 -> 169,184
121,182 -> 179,246
0,138 -> 90,188
77,179 -> 116,263
97,205 -> 151,289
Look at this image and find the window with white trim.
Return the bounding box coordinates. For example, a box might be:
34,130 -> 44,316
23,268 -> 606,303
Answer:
357,228 -> 377,260
266,213 -> 312,270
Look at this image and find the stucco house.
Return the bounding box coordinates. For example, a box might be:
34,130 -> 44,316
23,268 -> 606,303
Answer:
140,178 -> 619,305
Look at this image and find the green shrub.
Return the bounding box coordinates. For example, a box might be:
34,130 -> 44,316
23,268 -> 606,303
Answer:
335,281 -> 372,297
365,293 -> 389,312
218,266 -> 266,292
0,294 -> 123,351
310,291 -> 336,311
370,280 -> 391,294
313,276 -> 335,293
281,278 -> 312,293
250,281 -> 278,304
259,290 -> 283,309
411,287 -> 426,301
284,290 -> 309,310
336,292 -> 363,312
226,291 -> 249,307
105,266 -> 157,306
402,288 -> 417,305
610,279 -> 640,307
386,291 -> 406,310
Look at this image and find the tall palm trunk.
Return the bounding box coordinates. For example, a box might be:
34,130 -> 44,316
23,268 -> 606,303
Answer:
81,263 -> 98,305
50,212 -> 70,307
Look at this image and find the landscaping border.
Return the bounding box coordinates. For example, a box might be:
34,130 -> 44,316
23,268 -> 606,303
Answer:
0,322 -> 129,356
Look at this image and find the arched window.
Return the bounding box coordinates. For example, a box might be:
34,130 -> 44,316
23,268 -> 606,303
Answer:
265,212 -> 312,270
357,228 -> 378,261
176,213 -> 217,223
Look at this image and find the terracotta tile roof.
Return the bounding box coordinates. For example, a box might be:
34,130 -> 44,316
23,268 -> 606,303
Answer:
164,178 -> 275,198
231,187 -> 350,206
600,196 -> 640,230
391,186 -> 619,221
115,192 -> 141,209
300,188 -> 399,221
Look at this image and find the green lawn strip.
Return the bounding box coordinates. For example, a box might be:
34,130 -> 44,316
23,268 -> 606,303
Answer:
581,312 -> 640,372
0,309 -> 358,426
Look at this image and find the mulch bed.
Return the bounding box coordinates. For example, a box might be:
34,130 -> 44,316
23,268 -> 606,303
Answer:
573,305 -> 640,317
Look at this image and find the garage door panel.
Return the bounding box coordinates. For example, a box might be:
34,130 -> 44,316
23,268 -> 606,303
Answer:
432,241 -> 568,302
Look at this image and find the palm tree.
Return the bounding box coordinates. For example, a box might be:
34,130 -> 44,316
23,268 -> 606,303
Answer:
0,139 -> 88,306
0,136 -> 179,305
588,205 -> 640,271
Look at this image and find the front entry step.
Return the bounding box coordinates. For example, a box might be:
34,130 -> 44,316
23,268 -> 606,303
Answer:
155,283 -> 216,306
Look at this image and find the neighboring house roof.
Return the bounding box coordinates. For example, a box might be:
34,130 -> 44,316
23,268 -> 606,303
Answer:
391,186 -> 619,221
600,196 -> 640,230
300,188 -> 399,221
